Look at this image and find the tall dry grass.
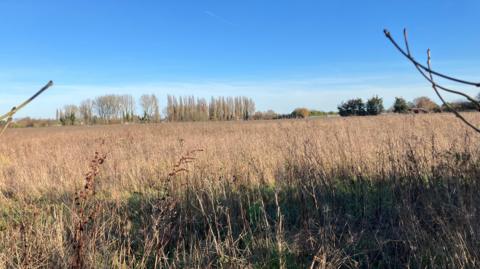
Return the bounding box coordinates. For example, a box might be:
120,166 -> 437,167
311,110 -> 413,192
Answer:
1,113 -> 480,268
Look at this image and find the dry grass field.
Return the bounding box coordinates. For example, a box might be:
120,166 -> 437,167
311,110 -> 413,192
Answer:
1,113 -> 480,268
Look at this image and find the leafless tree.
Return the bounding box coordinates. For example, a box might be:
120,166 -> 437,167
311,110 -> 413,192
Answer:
411,96 -> 439,112
59,105 -> 79,125
384,28 -> 480,133
167,95 -> 176,122
140,94 -> 160,122
243,97 -> 256,120
208,97 -> 217,121
118,94 -> 136,122
73,94 -> 137,124
94,95 -> 120,123
166,95 -> 256,122
57,93 -> 257,124
79,99 -> 94,125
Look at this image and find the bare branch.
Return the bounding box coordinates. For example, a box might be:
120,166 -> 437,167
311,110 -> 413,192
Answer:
386,30 -> 480,110
0,113 -> 13,136
403,29 -> 412,56
0,81 -> 54,121
0,81 -> 53,135
385,29 -> 480,133
401,30 -> 480,109
425,49 -> 480,133
384,29 -> 480,87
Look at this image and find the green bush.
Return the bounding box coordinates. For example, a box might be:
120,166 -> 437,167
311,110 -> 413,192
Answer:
338,98 -> 366,116
366,95 -> 384,115
393,97 -> 409,113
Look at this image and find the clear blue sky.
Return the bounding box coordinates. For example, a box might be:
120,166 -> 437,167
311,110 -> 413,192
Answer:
1,0 -> 480,118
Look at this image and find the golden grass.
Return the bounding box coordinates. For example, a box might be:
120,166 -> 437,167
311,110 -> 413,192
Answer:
1,114 -> 475,196
1,113 -> 480,268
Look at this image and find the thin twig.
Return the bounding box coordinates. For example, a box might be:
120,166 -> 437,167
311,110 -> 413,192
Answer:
0,81 -> 53,137
385,29 -> 480,134
0,81 -> 54,122
0,114 -> 13,136
384,29 -> 480,87
425,49 -> 480,133
386,30 -> 480,110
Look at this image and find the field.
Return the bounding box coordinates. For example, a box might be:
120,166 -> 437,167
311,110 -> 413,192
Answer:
1,113 -> 480,268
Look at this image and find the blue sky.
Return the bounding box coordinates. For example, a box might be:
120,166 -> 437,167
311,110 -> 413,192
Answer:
1,0 -> 480,118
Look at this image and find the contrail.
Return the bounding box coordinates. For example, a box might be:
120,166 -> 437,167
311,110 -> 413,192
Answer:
204,10 -> 237,26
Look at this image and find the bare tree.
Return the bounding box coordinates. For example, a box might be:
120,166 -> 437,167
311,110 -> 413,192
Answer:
60,105 -> 79,125
79,99 -> 94,125
167,95 -> 175,122
153,97 -> 161,123
140,94 -> 160,122
93,96 -> 108,122
411,96 -> 439,112
94,95 -> 120,123
242,97 -> 255,120
118,95 -> 136,122
165,95 -> 257,122
385,29 -> 480,133
208,97 -> 218,120
197,97 -> 209,121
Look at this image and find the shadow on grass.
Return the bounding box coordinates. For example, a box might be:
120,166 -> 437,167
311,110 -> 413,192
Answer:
2,173 -> 479,268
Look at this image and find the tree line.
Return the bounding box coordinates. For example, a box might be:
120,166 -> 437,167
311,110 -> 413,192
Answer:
338,96 -> 384,116
337,94 -> 480,117
56,94 -> 257,125
57,94 -> 160,125
166,96 -> 255,122
51,92 -> 480,125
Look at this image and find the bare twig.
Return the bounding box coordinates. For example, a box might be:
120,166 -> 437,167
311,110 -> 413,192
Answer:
386,30 -> 480,109
385,29 -> 480,134
425,49 -> 480,133
0,112 -> 13,137
384,30 -> 480,87
168,149 -> 204,177
0,81 -> 54,121
0,81 -> 54,135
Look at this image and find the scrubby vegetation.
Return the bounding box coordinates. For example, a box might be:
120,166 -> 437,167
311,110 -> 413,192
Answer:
1,113 -> 480,268
337,96 -> 385,117
291,108 -> 310,118
338,98 -> 367,116
393,97 -> 409,113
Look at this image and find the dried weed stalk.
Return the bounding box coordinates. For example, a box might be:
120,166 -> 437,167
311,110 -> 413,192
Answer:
71,151 -> 107,269
168,149 -> 204,177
